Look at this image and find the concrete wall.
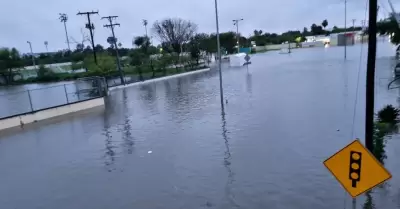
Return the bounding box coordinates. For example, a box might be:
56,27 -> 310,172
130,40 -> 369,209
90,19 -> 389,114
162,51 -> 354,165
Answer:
266,44 -> 287,50
109,68 -> 211,91
0,97 -> 104,131
255,43 -> 294,52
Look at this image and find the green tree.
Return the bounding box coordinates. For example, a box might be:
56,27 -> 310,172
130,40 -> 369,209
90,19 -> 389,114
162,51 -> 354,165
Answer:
133,36 -> 155,77
133,36 -> 150,50
0,48 -> 23,84
377,15 -> 400,44
311,24 -> 325,35
322,19 -> 328,28
158,54 -> 173,76
129,49 -> 146,80
83,53 -> 116,75
152,18 -> 197,55
37,64 -> 57,82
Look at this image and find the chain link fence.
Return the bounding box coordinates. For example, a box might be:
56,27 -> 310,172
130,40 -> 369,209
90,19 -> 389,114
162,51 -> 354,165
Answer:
0,77 -> 106,119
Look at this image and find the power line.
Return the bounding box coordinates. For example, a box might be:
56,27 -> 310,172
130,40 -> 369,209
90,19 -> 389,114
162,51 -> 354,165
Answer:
77,10 -> 99,65
102,15 -> 125,85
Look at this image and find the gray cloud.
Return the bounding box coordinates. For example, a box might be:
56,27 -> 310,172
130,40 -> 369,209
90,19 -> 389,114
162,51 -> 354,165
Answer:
0,0 -> 395,53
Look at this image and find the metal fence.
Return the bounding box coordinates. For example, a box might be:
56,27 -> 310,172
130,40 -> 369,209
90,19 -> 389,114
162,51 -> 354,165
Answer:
0,78 -> 106,119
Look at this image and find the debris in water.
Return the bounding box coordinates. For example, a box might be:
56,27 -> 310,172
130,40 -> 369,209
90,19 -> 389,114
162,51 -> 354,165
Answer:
148,151 -> 153,154
336,129 -> 340,131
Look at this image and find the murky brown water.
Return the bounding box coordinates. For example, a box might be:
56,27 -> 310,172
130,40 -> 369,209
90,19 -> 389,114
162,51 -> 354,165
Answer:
1,42 -> 400,209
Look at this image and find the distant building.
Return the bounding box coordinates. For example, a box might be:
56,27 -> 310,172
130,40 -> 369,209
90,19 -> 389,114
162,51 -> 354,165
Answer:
305,35 -> 330,43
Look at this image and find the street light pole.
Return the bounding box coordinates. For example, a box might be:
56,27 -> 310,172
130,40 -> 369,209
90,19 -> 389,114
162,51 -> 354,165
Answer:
233,19 -> 243,53
215,0 -> 224,108
27,41 -> 36,67
59,13 -> 71,51
44,41 -> 49,53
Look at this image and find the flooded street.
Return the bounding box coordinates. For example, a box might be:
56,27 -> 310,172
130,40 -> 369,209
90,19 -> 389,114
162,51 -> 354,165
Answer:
2,42 -> 400,209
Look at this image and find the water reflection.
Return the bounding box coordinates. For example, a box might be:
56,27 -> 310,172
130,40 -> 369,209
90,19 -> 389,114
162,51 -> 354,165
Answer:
139,84 -> 158,114
122,89 -> 134,155
102,107 -> 116,172
363,191 -> 376,209
246,72 -> 252,95
221,108 -> 239,208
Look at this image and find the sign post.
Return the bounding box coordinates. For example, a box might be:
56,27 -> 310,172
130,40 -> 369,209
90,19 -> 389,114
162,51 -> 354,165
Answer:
244,54 -> 251,72
324,139 -> 391,199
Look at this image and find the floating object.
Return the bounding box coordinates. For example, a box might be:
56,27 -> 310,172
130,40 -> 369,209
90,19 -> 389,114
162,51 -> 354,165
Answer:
229,53 -> 246,67
337,129 -> 340,131
147,151 -> 152,154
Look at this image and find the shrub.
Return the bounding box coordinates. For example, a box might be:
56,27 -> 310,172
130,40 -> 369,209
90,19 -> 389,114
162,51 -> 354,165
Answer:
37,64 -> 58,82
377,105 -> 400,124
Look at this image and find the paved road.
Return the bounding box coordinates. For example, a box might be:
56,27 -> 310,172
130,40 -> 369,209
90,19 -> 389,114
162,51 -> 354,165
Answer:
1,42 -> 400,209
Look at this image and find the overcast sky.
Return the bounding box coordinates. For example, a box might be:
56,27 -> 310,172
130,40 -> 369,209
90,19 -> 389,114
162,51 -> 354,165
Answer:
0,0 -> 396,53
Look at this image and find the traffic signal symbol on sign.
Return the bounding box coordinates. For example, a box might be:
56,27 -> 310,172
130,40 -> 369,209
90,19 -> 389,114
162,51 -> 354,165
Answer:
349,151 -> 362,188
324,139 -> 391,198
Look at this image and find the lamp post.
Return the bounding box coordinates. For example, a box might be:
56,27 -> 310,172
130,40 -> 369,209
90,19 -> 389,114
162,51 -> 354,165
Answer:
233,18 -> 243,53
27,41 -> 36,67
214,0 -> 224,108
44,41 -> 49,53
59,13 -> 71,51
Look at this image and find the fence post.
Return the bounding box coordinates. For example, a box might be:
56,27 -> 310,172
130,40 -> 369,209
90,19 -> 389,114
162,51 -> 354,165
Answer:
64,84 -> 69,104
27,90 -> 34,112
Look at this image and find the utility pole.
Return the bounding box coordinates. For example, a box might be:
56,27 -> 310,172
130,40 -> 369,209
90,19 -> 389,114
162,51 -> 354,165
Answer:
59,13 -> 71,51
361,20 -> 366,43
77,11 -> 98,65
233,18 -> 243,53
344,0 -> 347,59
215,0 -> 224,108
27,41 -> 36,67
365,0 -> 377,152
102,15 -> 125,85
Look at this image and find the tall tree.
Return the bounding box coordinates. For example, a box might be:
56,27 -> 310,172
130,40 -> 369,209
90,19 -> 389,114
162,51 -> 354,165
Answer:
152,18 -> 197,54
0,48 -> 23,84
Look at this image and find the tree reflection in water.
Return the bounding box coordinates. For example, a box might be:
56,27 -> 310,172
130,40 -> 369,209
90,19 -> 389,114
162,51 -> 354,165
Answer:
122,89 -> 134,155
102,113 -> 115,172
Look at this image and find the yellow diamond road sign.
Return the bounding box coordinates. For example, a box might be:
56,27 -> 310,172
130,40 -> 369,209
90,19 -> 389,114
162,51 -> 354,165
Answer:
324,139 -> 392,198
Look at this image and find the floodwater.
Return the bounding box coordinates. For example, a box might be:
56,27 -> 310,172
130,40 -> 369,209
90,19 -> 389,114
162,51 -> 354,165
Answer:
1,41 -> 400,209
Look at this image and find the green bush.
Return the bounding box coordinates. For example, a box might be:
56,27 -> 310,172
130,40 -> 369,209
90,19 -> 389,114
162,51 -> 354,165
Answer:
377,105 -> 400,124
83,53 -> 116,76
37,64 -> 59,82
